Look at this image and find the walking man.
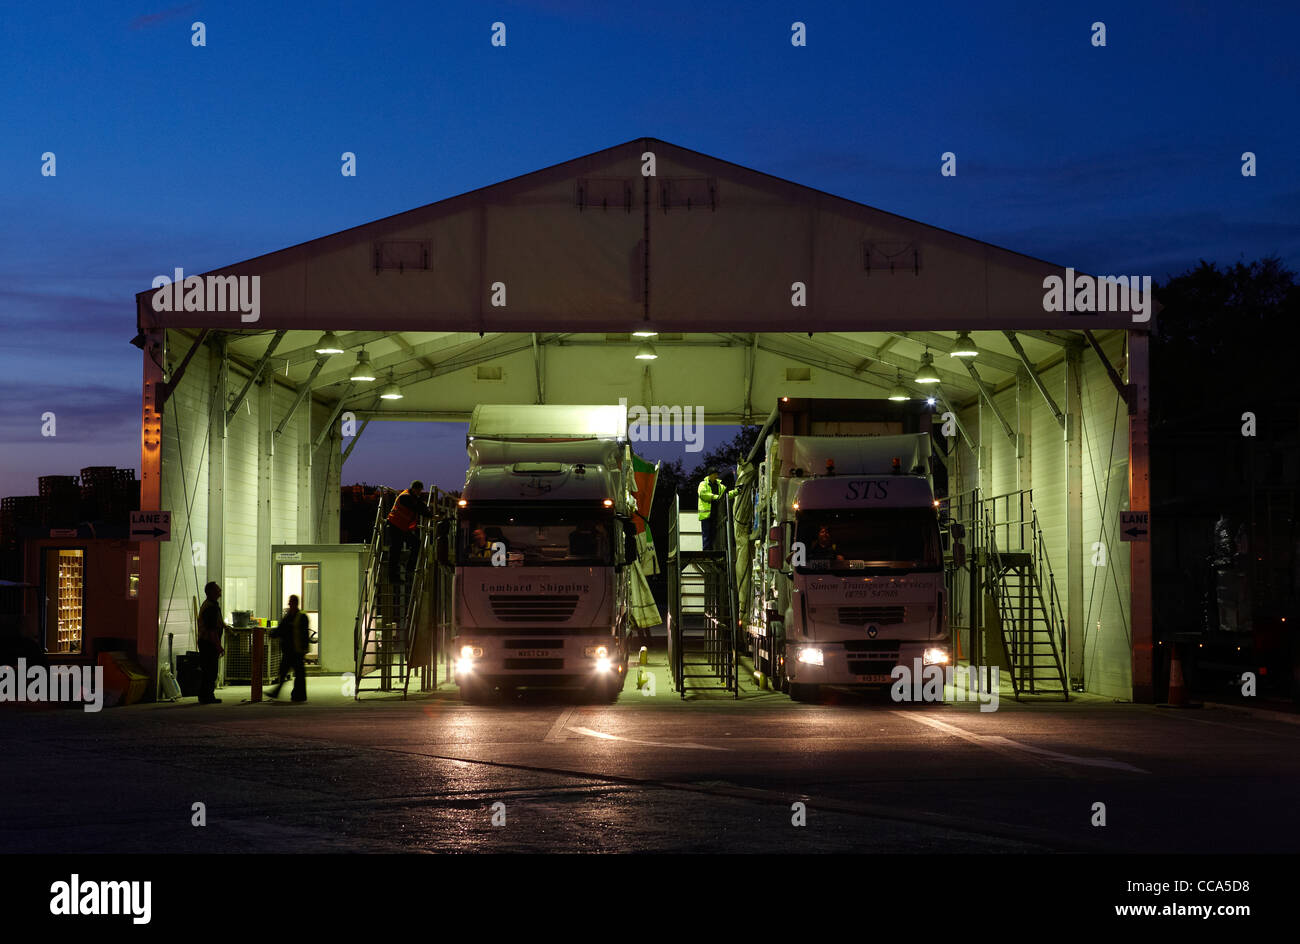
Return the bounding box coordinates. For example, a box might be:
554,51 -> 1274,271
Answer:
268,594 -> 310,702
386,480 -> 435,585
697,469 -> 727,551
196,582 -> 226,704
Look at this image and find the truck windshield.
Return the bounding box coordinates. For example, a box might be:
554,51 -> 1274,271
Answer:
795,509 -> 941,571
458,509 -> 613,566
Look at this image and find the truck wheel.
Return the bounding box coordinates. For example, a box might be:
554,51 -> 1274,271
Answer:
589,673 -> 624,703
789,683 -> 819,703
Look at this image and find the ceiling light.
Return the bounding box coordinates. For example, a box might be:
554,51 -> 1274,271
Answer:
349,349 -> 376,382
914,351 -> 941,384
634,341 -> 658,360
315,331 -> 344,355
888,372 -> 910,401
950,331 -> 978,357
379,371 -> 403,400
632,330 -> 658,338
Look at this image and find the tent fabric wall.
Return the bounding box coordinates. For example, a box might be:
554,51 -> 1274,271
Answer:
221,368 -> 260,616
158,332 -> 210,652
942,337 -> 1132,697
1080,332 -> 1132,698
158,338 -> 334,647
136,139 -> 1146,334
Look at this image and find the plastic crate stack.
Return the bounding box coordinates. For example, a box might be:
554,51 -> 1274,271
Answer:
80,467 -> 140,524
40,475 -> 81,528
0,495 -> 44,578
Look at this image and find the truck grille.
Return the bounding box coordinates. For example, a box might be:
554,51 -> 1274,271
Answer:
846,656 -> 898,675
842,639 -> 899,653
838,605 -> 906,625
504,639 -> 563,649
843,639 -> 899,676
489,594 -> 579,623
504,658 -> 564,670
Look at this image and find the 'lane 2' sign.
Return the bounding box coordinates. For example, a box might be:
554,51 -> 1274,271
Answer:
1120,510 -> 1149,542
129,510 -> 171,541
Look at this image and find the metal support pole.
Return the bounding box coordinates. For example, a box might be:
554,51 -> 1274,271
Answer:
1128,331 -> 1154,702
1066,347 -> 1085,689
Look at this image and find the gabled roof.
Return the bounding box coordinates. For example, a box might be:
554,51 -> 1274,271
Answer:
136,138 -> 1156,334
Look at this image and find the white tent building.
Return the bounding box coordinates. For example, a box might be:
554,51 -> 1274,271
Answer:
132,138 -> 1156,700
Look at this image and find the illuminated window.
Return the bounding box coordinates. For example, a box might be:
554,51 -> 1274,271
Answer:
127,553 -> 140,600
55,549 -> 84,654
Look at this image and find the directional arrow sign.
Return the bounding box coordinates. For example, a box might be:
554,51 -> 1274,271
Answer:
1119,510 -> 1149,542
129,510 -> 171,542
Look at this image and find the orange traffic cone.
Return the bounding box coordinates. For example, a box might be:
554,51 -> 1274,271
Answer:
1160,643 -> 1199,708
1167,646 -> 1188,706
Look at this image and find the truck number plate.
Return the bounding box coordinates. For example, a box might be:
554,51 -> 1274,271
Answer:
858,674 -> 893,683
515,649 -> 555,657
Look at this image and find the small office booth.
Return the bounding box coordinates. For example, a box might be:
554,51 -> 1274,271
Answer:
270,544 -> 365,674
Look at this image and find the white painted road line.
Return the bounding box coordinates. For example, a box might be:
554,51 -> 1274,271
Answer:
544,706 -> 578,742
567,726 -> 732,751
895,712 -> 1149,774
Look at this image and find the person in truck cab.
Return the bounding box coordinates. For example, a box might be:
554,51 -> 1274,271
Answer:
808,525 -> 843,563
468,527 -> 493,560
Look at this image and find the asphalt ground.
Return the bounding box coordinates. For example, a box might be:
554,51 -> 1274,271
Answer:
3,654 -> 1298,854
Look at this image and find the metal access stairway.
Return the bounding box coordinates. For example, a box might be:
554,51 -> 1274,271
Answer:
353,490 -> 435,699
981,492 -> 1069,700
666,494 -> 739,698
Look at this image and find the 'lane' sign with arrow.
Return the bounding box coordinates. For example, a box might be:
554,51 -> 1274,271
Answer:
130,510 -> 171,541
1120,510 -> 1149,542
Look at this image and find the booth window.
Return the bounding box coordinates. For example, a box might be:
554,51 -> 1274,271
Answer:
127,553 -> 140,600
53,548 -> 84,654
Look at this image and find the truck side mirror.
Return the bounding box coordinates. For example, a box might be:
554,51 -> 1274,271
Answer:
953,542 -> 966,567
950,523 -> 965,540
767,525 -> 783,570
436,541 -> 449,566
624,530 -> 639,566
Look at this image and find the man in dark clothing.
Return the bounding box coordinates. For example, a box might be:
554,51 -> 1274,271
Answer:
386,480 -> 435,585
196,581 -> 226,704
267,594 -> 310,702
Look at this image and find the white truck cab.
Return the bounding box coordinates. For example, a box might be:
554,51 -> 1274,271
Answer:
452,407 -> 638,702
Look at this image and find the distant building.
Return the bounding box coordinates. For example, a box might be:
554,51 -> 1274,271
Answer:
0,467 -> 141,666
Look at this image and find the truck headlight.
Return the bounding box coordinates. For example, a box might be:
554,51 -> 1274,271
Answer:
457,645 -> 483,674
595,656 -> 612,673
583,645 -> 609,658
797,647 -> 824,666
923,647 -> 950,666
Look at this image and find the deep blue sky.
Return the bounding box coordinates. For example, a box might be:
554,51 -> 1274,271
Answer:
2,0 -> 1297,497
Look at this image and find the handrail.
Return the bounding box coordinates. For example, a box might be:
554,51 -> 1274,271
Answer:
353,492 -> 388,685
982,504 -> 1025,696
1029,505 -> 1068,687
667,494 -> 681,693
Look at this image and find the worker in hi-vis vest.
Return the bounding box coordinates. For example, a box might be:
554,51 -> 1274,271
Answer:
385,480 -> 434,585
697,469 -> 727,551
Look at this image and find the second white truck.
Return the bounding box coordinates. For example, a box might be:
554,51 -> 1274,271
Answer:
742,398 -> 953,700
